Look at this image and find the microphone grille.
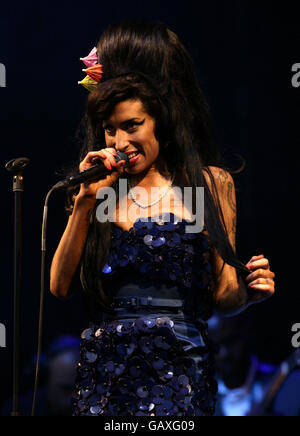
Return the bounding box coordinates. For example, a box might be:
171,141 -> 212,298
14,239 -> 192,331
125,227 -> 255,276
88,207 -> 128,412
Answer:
115,151 -> 130,168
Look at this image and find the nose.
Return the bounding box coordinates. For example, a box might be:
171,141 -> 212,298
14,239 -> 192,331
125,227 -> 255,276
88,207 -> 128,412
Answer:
112,129 -> 130,152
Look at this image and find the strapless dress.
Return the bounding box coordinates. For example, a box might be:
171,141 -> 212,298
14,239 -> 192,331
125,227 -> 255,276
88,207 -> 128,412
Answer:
72,213 -> 218,416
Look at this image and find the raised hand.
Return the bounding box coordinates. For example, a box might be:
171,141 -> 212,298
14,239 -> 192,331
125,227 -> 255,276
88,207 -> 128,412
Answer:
244,255 -> 275,304
78,148 -> 126,199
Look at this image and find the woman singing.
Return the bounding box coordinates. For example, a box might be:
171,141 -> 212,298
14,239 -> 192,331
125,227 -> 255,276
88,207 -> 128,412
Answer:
50,20 -> 275,416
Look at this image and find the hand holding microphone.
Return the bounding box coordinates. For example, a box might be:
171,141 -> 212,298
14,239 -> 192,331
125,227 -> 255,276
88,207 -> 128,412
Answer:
53,149 -> 129,197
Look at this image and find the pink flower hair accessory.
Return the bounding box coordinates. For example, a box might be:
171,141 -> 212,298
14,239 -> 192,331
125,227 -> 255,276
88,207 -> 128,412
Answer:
80,47 -> 98,67
78,47 -> 103,92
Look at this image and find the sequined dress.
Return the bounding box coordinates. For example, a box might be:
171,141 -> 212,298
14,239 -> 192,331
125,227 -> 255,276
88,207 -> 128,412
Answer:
73,213 -> 218,416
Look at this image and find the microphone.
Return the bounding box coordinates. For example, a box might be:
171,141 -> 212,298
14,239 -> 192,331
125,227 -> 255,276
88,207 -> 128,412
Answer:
52,151 -> 129,190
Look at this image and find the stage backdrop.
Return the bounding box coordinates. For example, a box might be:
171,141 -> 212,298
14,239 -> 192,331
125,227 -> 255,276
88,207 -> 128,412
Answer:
1,0 -> 299,411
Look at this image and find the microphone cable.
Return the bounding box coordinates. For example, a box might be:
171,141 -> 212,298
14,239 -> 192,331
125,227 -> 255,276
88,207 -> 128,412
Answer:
31,186 -> 56,416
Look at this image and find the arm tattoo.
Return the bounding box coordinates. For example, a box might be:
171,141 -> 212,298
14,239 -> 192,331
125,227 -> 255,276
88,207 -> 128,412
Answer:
227,181 -> 237,250
218,169 -> 229,186
230,215 -> 237,240
227,182 -> 237,214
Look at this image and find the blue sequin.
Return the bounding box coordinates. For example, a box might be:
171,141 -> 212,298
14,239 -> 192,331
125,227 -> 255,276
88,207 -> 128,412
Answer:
101,214 -> 214,300
102,264 -> 112,274
73,213 -> 217,417
73,317 -> 217,417
143,235 -> 154,246
152,237 -> 166,248
166,232 -> 181,247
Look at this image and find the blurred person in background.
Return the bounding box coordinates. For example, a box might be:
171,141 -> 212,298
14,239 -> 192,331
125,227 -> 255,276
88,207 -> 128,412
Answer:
208,314 -> 300,416
0,335 -> 80,416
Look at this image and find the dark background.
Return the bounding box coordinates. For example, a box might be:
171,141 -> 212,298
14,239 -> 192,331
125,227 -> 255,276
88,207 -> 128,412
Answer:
1,1 -> 299,411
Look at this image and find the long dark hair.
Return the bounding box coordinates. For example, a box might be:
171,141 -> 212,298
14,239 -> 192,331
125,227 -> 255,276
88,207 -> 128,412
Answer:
69,20 -> 249,313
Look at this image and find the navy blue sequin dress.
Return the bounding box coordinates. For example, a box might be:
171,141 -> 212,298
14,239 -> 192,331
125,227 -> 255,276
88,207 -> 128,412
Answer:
73,213 -> 218,416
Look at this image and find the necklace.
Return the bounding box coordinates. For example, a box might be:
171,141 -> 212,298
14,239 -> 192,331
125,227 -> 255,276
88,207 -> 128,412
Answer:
128,174 -> 175,209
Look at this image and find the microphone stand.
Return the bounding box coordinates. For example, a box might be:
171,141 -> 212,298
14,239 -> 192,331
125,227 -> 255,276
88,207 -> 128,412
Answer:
5,157 -> 30,417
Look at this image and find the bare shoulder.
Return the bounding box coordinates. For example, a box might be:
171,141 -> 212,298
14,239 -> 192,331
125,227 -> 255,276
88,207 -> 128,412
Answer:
203,166 -> 234,193
203,165 -> 237,249
203,166 -> 236,212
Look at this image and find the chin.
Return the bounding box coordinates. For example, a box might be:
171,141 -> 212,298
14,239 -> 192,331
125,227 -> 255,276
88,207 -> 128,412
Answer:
126,164 -> 145,175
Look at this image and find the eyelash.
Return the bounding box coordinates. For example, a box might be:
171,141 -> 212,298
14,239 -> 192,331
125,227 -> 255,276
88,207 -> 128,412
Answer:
104,122 -> 142,135
126,124 -> 137,133
104,128 -> 114,135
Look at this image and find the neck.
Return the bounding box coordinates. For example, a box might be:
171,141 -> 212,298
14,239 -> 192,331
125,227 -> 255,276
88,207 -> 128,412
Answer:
129,156 -> 172,189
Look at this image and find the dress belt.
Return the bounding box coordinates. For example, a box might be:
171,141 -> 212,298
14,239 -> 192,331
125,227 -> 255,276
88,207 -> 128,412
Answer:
112,296 -> 184,309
